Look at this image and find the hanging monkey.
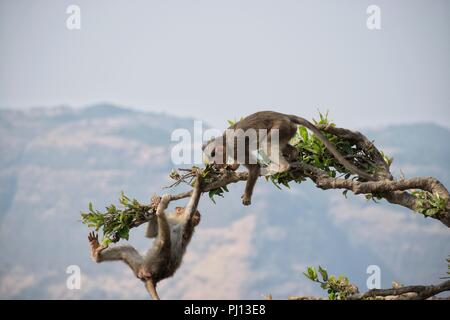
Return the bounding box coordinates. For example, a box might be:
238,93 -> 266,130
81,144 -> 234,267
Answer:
88,175 -> 202,300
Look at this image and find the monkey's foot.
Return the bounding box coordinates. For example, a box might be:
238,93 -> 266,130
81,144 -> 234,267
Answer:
88,232 -> 105,262
150,195 -> 161,210
241,195 -> 251,206
137,267 -> 153,281
155,194 -> 172,215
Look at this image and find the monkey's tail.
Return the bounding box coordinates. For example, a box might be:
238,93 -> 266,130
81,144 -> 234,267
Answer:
288,115 -> 374,181
145,280 -> 160,300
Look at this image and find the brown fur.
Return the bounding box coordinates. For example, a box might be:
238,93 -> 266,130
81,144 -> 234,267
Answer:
204,111 -> 373,205
88,177 -> 202,300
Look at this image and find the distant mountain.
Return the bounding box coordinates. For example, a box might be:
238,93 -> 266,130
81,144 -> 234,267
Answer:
366,123 -> 450,179
0,105 -> 449,299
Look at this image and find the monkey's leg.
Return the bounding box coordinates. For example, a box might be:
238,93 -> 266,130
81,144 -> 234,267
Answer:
88,232 -> 144,276
242,165 -> 260,206
141,198 -> 172,278
261,125 -> 292,175
145,218 -> 158,239
275,133 -> 293,172
140,203 -> 172,300
100,246 -> 144,275
262,141 -> 290,176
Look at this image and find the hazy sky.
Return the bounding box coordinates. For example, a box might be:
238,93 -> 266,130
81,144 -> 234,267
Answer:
0,0 -> 449,129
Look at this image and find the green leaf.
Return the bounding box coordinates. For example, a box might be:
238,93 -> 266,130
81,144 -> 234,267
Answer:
299,126 -> 309,142
318,266 -> 328,282
307,267 -> 317,281
271,179 -> 282,190
208,190 -> 217,204
118,228 -> 130,240
425,208 -> 439,216
102,237 -> 112,247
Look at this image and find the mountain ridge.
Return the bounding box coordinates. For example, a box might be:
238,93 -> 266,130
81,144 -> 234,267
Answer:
0,105 -> 448,299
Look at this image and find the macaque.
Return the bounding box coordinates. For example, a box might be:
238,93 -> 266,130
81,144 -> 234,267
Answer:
203,111 -> 373,206
88,176 -> 202,300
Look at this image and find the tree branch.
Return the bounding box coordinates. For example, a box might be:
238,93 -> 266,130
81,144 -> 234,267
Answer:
290,162 -> 450,227
289,279 -> 450,300
128,124 -> 449,228
353,279 -> 450,300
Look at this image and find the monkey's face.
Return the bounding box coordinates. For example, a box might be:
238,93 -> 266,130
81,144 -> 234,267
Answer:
173,207 -> 201,226
202,138 -> 227,168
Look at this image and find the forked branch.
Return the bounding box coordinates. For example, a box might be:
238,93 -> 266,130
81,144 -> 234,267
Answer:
156,122 -> 450,227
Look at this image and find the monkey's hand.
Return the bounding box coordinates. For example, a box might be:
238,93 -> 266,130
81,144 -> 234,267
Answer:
88,231 -> 106,262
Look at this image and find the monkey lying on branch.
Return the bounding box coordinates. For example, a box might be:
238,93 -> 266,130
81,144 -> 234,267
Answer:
88,175 -> 202,300
203,111 -> 375,206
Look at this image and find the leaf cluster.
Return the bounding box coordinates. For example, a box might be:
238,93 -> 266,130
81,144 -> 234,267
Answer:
81,192 -> 152,246
303,266 -> 357,300
202,164 -> 230,203
412,190 -> 448,217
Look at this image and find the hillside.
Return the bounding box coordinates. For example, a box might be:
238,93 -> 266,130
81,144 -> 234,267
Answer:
0,105 -> 449,299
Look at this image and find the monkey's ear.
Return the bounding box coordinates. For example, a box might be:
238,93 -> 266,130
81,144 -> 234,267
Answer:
176,207 -> 183,214
145,220 -> 158,238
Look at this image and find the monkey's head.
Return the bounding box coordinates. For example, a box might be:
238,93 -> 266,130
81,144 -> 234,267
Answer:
202,137 -> 227,168
173,207 -> 201,227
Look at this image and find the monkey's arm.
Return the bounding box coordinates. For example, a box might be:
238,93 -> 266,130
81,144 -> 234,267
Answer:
145,194 -> 171,253
181,175 -> 202,223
